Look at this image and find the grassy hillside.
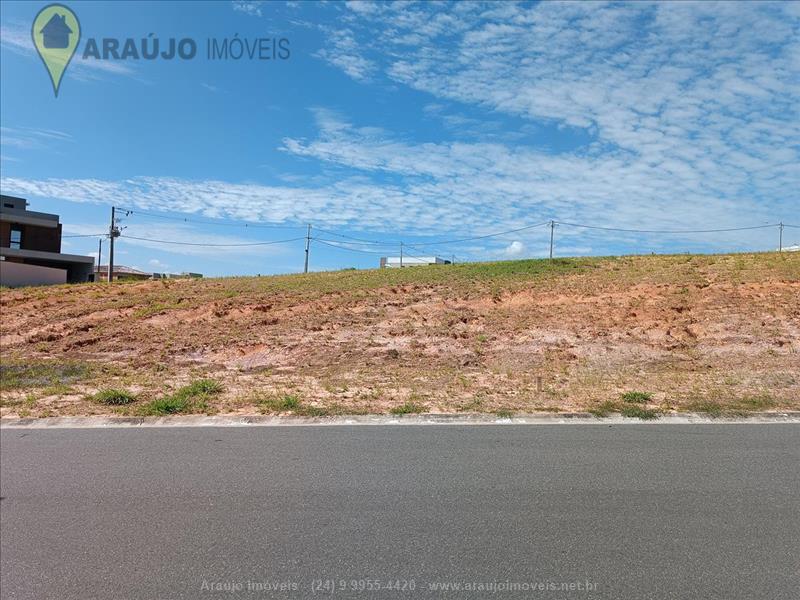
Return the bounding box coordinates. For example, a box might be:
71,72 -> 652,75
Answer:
1,252 -> 798,418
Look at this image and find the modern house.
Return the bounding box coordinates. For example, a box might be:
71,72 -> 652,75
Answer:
0,195 -> 94,287
380,256 -> 452,268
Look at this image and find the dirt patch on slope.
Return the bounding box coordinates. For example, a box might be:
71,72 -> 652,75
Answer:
1,254 -> 798,417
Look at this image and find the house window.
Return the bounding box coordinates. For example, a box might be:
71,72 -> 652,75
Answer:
10,226 -> 22,249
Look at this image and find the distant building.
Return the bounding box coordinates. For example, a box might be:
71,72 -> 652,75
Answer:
380,256 -> 452,268
95,266 -> 204,281
0,195 -> 94,287
781,245 -> 799,252
151,272 -> 203,279
94,265 -> 152,281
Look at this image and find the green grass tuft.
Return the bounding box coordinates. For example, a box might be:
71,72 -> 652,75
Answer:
138,378 -> 222,415
620,405 -> 660,420
684,395 -> 776,417
621,391 -> 652,404
259,394 -> 301,412
177,379 -> 223,397
139,396 -> 189,415
93,388 -> 136,405
0,361 -> 90,391
256,394 -> 335,416
390,401 -> 427,415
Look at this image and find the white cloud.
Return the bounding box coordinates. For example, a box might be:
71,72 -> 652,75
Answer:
148,258 -> 170,270
503,241 -> 524,257
232,1 -> 263,17
315,29 -> 375,81
311,2 -> 799,223
1,127 -> 72,151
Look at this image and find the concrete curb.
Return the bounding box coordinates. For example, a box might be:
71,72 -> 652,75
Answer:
2,412 -> 800,428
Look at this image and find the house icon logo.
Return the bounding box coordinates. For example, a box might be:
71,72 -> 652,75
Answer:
41,12 -> 73,48
31,4 -> 81,96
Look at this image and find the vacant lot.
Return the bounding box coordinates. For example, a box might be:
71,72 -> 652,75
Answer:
1,253 -> 798,418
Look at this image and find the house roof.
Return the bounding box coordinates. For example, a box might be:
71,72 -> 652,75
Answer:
41,14 -> 72,35
0,247 -> 94,264
95,265 -> 150,276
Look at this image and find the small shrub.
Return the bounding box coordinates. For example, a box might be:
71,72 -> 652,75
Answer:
93,388 -> 136,405
621,391 -> 652,404
620,405 -> 660,420
494,409 -> 514,418
390,401 -> 427,415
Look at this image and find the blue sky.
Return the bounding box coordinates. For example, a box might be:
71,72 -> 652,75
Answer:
1,0 -> 798,276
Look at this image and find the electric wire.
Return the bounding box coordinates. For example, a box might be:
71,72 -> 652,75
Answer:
109,205 -> 792,257
119,234 -> 306,247
116,205 -> 789,246
312,239 -> 390,255
115,206 -> 305,230
555,222 -> 779,234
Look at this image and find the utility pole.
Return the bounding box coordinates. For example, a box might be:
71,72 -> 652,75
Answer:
107,206 -> 120,282
400,242 -> 404,268
779,222 -> 784,253
97,237 -> 103,280
549,220 -> 555,260
304,224 -> 311,273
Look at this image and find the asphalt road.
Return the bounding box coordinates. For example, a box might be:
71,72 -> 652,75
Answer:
1,425 -> 798,600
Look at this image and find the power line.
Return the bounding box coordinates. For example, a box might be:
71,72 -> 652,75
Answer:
410,221 -> 552,246
119,234 -> 306,247
555,222 -> 779,234
115,206 -> 306,230
316,227 -> 400,246
114,205 -> 787,245
313,228 -> 397,245
315,221 -> 552,247
313,237 -> 398,248
313,239 -> 390,255
101,204 -> 793,270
